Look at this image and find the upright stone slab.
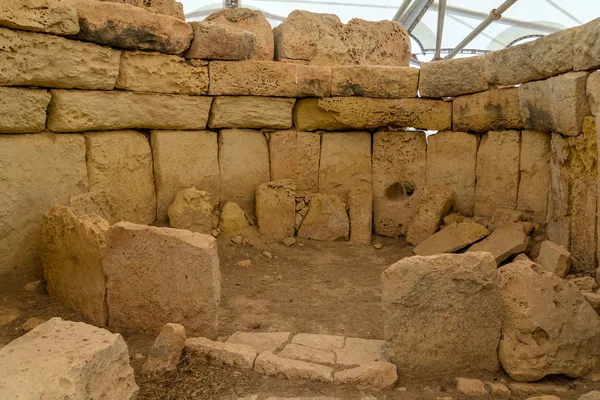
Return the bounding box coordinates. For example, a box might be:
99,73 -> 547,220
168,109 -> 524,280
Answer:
269,130 -> 320,194
151,130 -> 219,223
219,129 -> 270,218
518,131 -> 551,221
103,223 -> 220,337
331,66 -> 419,98
547,133 -> 569,225
256,180 -> 296,241
208,96 -> 295,129
0,87 -> 50,133
0,0 -> 79,35
419,57 -> 488,98
373,131 -> 426,237
382,252 -> 501,377
184,22 -> 256,60
0,133 -> 87,275
142,323 -> 186,373
573,17 -> 600,71
426,131 -> 478,216
588,72 -> 600,116
40,205 -> 109,327
348,186 -> 373,244
453,88 -> 523,132
474,131 -> 521,217
85,131 -> 156,225
406,185 -> 453,246
0,318 -> 138,399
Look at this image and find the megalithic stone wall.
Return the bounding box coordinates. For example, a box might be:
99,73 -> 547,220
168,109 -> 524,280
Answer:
0,0 -> 599,275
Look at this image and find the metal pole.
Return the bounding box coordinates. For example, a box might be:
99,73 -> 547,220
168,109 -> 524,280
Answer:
393,0 -> 414,21
444,0 -> 519,59
433,0 -> 446,60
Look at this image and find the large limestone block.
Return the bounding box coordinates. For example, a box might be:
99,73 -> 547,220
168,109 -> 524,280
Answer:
382,252 -> 501,377
413,221 -> 489,256
297,194 -> 349,241
104,222 -> 220,336
184,22 -> 256,60
205,8 -> 274,61
474,131 -> 521,217
293,98 -> 351,131
219,129 -> 270,217
269,130 -> 320,194
0,87 -> 50,133
547,133 -> 570,223
0,0 -> 79,35
274,11 -> 411,66
97,0 -> 184,19
208,96 -> 295,129
453,88 -> 523,132
348,186 -> 373,244
406,185 -> 453,246
518,131 -> 551,221
0,28 -> 120,90
47,90 -> 212,132
484,27 -> 577,86
373,131 -> 426,237
256,180 -> 296,241
498,262 -> 600,381
0,318 -> 138,399
0,133 -> 87,275
85,131 -> 156,224
168,188 -> 214,234
519,72 -> 590,137
68,190 -> 120,224
40,205 -> 109,327
467,222 -> 530,264
419,56 -> 488,98
75,0 -> 193,54
151,130 -> 219,223
331,66 -> 418,98
116,51 -> 208,95
209,61 -> 331,97
573,17 -> 600,71
426,131 -> 478,216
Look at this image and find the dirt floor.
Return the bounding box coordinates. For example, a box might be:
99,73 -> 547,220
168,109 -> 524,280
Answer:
0,230 -> 598,399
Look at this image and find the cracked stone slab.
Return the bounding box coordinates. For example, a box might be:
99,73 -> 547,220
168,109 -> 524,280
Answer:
291,333 -> 345,351
334,338 -> 387,366
226,331 -> 291,353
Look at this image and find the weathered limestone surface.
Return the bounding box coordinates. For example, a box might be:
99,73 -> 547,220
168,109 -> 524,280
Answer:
567,276 -> 599,293
274,11 -> 411,66
219,129 -> 270,217
573,17 -> 600,71
499,262 -> 600,381
489,208 -> 523,231
48,90 -> 212,132
419,57 -> 488,98
426,131 -> 478,216
168,188 -> 214,234
0,0 -> 79,35
0,318 -> 138,399
76,0 -> 193,54
0,133 -> 87,274
219,201 -> 249,233
588,72 -> 600,116
86,131 -> 156,225
151,130 -> 219,222
226,331 -> 291,353
474,131 -> 521,217
453,88 -> 523,132
185,22 -> 256,60
468,222 -> 530,264
104,223 -> 220,337
373,131 -> 426,237
293,98 -> 351,131
143,323 -> 186,373
254,351 -> 334,382
187,337 -> 257,368
457,378 -> 487,396
205,8 -> 274,61
69,190 -> 119,224
278,343 -> 335,364
269,130 -> 320,194
331,66 -> 418,98
0,87 -> 50,133
0,27 -> 121,90
382,252 -> 501,377
333,361 -> 398,390
297,194 -> 349,241
40,205 -> 109,327
547,133 -> 570,224
291,333 -> 345,350
518,131 -> 551,221
413,221 -> 489,256
534,240 -> 571,278
334,337 -> 386,366
97,0 -> 184,19
348,186 -> 373,244
116,52 -> 208,95
256,180 -> 296,241
406,185 -> 453,246
208,96 -> 295,129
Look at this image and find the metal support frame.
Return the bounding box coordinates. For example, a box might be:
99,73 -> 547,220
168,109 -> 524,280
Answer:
399,0 -> 434,32
433,0 -> 446,60
393,0 -> 414,22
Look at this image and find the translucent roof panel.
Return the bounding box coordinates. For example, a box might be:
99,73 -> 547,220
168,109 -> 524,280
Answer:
181,0 -> 600,62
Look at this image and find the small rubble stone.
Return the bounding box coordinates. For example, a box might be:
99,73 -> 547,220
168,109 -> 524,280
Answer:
456,378 -> 486,397
468,222 -> 530,264
282,237 -> 296,247
374,243 -> 383,250
21,317 -> 46,332
406,185 -> 453,246
297,194 -> 349,242
331,66 -> 418,98
256,180 -> 296,241
219,202 -> 250,234
534,240 -> 571,278
583,292 -> 600,314
68,190 -> 119,224
487,382 -> 511,399
231,235 -> 243,245
291,333 -> 345,350
185,22 -> 256,60
0,0 -> 79,35
143,323 -> 186,373
226,331 -> 291,353
168,188 -> 214,234
263,251 -> 272,259
334,338 -> 386,366
419,57 -> 488,98
518,130 -> 551,221
23,280 -> 41,292
489,208 -> 523,231
278,343 -> 335,364
186,337 -> 257,369
413,221 -> 488,256
254,351 -> 334,382
566,276 -> 599,293
237,260 -> 252,268
334,361 -> 398,390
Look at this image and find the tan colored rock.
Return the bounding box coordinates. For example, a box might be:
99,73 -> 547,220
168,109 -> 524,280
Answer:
509,381 -> 568,397
226,331 -> 291,353
48,90 -> 212,132
474,131 -> 521,217
151,130 -> 219,222
456,378 -> 486,397
85,131 -> 156,224
256,180 -> 296,241
453,88 -> 523,132
293,98 -> 350,131
205,8 -> 274,61
278,343 -> 335,364
254,351 -> 334,382
186,337 -> 257,369
498,262 -> 600,381
534,240 -> 571,278
334,361 -> 397,390
0,318 -> 138,398
116,52 -> 208,95
468,222 -> 529,264
406,185 -> 453,246
0,27 -> 120,90
185,21 -> 256,60
518,131 -> 551,221
24,280 -> 42,292
413,221 -> 488,256
348,186 -> 373,245
68,190 -> 119,224
143,323 -> 186,373
373,130 -> 426,237
40,205 -> 109,327
21,317 -> 46,332
584,292 -> 600,314
331,66 -> 418,98
566,276 -> 599,293
547,133 -> 569,224
487,382 -> 511,399
0,87 -> 50,133
97,0 -> 184,19
76,0 -> 193,54
219,202 -> 249,234
297,194 -> 349,242
334,338 -> 386,366
420,57 -> 488,98
218,129 -> 270,217
0,133 -> 87,275
581,391 -> 600,400
0,0 -> 79,35
208,96 -> 295,129
0,307 -> 20,328
269,130 -> 320,194
587,72 -> 600,115
573,17 -> 600,71
291,333 -> 345,350
382,252 -> 501,377
168,188 -> 214,234
103,222 -> 220,336
489,208 -> 523,231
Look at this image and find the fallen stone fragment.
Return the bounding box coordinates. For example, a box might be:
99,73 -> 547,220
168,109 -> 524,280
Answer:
334,361 -> 398,390
534,240 -> 571,278
487,382 -> 511,399
0,307 -> 20,327
281,237 -> 296,247
297,194 -> 349,242
168,188 -> 214,234
584,292 -> 600,314
254,351 -> 334,382
185,22 -> 256,60
278,343 -> 335,364
406,185 -> 453,246
334,338 -> 386,366
467,222 -> 530,264
23,280 -> 42,292
374,243 -> 383,250
143,323 -> 186,373
186,337 -> 257,369
0,87 -> 50,134
219,202 -> 249,234
256,180 -> 296,241
413,221 -> 488,256
419,57 -> 488,98
456,378 -> 486,397
237,260 -> 251,268
291,333 -> 345,350
566,276 -> 599,293
489,208 -> 523,231
0,0 -> 79,35
226,331 -> 291,353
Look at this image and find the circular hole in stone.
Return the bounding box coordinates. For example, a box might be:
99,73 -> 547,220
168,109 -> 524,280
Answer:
385,182 -> 415,200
